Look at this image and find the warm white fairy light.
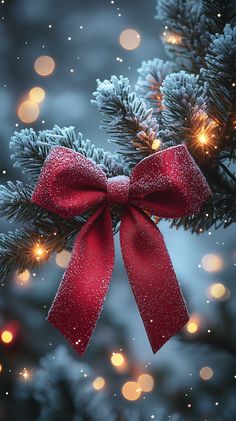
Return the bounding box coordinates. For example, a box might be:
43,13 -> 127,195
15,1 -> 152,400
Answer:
186,315 -> 201,334
33,244 -> 47,261
163,31 -> 182,45
93,377 -> 105,390
19,368 -> 31,381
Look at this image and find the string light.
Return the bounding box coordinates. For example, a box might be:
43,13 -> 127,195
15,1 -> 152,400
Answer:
19,368 -> 31,381
92,377 -> 105,390
137,374 -> 154,392
152,138 -> 161,151
1,330 -> 13,344
163,31 -> 182,45
33,244 -> 47,261
197,131 -> 208,145
186,315 -> 201,334
121,381 -> 141,401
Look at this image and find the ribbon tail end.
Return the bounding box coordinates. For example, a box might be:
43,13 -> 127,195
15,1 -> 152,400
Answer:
47,310 -> 88,356
150,311 -> 190,354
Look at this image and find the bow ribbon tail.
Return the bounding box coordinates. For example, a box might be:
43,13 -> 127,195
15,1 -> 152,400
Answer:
120,205 -> 189,353
47,206 -> 114,355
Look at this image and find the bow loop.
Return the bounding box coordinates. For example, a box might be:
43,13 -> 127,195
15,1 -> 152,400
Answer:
129,145 -> 211,218
32,146 -> 107,219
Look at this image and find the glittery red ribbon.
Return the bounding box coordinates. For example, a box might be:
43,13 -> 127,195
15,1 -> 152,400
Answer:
32,145 -> 211,354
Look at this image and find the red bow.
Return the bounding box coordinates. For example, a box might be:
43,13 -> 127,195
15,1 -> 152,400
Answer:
32,145 -> 211,354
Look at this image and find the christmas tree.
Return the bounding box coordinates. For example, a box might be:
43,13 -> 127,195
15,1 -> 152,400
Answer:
0,0 -> 236,420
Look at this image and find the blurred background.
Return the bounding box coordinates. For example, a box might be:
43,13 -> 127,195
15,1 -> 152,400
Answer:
0,0 -> 236,420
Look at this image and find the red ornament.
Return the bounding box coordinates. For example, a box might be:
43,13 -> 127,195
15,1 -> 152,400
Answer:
32,145 -> 211,355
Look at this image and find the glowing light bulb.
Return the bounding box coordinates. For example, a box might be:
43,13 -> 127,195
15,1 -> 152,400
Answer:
20,368 -> 31,381
93,377 -> 105,390
111,352 -> 125,367
186,315 -> 200,334
187,322 -> 198,333
1,330 -> 13,344
33,244 -> 47,261
198,132 -> 208,145
152,138 -> 161,151
163,32 -> 182,45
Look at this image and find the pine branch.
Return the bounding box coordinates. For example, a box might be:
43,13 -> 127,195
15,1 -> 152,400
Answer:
160,71 -> 212,147
155,0 -> 208,72
0,214 -> 89,279
16,347 -> 116,421
0,229 -> 53,278
202,25 -> 236,138
92,75 -> 159,167
136,59 -> 177,120
170,190 -> 236,232
201,0 -> 236,34
0,181 -> 45,222
10,126 -> 128,181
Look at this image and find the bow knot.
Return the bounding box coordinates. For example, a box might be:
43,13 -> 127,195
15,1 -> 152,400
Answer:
106,175 -> 130,205
32,144 -> 211,355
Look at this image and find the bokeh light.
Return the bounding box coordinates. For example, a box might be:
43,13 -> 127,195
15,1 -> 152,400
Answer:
137,374 -> 154,392
1,330 -> 13,344
29,87 -> 45,103
209,283 -> 230,300
92,377 -> 105,390
17,100 -> 40,123
121,381 -> 141,401
34,55 -> 55,76
0,363 -> 2,373
201,254 -> 224,272
186,315 -> 201,334
56,250 -> 71,268
16,270 -> 30,285
119,29 -> 141,50
111,352 -> 125,367
199,367 -> 214,380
